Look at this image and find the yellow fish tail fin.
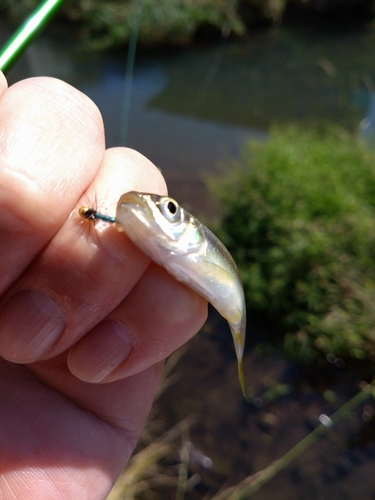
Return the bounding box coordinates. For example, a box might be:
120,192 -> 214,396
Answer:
238,360 -> 247,400
235,331 -> 243,347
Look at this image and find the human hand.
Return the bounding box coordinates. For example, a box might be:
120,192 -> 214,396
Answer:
0,74 -> 207,499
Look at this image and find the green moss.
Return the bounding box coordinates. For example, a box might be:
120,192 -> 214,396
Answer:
209,126 -> 375,362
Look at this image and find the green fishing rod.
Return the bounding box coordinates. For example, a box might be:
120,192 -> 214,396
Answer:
0,0 -> 65,74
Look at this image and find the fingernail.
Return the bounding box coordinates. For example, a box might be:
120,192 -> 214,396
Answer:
0,290 -> 66,362
68,320 -> 134,382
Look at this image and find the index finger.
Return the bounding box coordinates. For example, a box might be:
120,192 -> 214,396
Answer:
0,76 -> 105,294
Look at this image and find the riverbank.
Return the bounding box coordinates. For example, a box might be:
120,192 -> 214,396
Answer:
1,0 -> 375,51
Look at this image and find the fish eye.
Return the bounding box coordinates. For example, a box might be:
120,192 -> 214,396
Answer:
159,198 -> 181,221
167,201 -> 177,214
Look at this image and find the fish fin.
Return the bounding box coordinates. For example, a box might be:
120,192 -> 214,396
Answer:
238,360 -> 248,400
235,331 -> 243,347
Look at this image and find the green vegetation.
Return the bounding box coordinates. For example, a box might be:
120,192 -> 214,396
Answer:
2,0 -> 374,50
67,0 -> 246,50
209,126 -> 375,362
0,0 -> 248,49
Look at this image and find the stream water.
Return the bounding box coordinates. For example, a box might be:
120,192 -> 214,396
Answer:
3,16 -> 375,499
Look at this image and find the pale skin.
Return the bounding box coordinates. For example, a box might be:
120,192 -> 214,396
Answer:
0,73 -> 207,499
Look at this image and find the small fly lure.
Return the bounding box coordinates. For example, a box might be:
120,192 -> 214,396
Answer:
78,206 -> 116,224
79,192 -> 247,396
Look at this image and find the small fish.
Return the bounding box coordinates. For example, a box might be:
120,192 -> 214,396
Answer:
80,192 -> 246,396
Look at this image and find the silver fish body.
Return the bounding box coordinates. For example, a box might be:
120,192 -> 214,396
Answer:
116,191 -> 246,395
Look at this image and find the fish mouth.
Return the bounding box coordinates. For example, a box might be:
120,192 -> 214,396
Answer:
116,191 -> 155,230
118,191 -> 145,206
116,191 -> 152,214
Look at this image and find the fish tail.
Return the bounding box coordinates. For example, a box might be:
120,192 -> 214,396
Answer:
235,331 -> 243,347
237,360 -> 248,400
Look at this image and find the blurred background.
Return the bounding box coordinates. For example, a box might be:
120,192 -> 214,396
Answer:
3,1 -> 375,498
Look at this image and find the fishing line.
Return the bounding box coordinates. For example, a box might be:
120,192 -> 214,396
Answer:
119,0 -> 145,146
